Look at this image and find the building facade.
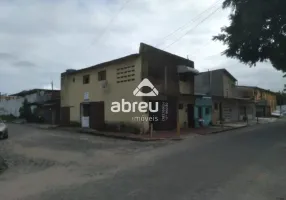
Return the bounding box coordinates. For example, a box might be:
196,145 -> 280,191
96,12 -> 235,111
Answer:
236,86 -> 277,117
60,43 -> 199,132
0,89 -> 60,120
195,69 -> 256,124
194,95 -> 212,128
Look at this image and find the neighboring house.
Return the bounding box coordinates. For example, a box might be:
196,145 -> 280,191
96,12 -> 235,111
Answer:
195,69 -> 256,124
60,43 -> 199,132
0,89 -> 60,122
193,94 -> 212,128
236,86 -> 277,117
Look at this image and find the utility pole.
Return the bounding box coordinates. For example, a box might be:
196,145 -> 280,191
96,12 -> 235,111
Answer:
51,80 -> 54,125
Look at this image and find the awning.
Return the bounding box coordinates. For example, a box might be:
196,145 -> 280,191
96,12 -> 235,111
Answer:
42,103 -> 57,107
177,65 -> 199,74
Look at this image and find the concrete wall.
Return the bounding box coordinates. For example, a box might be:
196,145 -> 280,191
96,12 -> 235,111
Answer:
179,80 -> 193,95
222,74 -> 236,98
61,56 -> 149,130
178,101 -> 188,128
195,70 -> 224,96
0,97 -> 24,117
194,72 -> 210,94
222,100 -> 239,122
0,92 -> 45,117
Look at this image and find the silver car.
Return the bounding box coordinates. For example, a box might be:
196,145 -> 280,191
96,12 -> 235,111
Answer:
0,119 -> 8,139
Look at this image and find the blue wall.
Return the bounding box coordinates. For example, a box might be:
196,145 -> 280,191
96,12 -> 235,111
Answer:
194,97 -> 212,128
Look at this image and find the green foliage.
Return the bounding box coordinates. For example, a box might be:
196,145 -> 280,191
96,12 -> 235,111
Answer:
19,99 -> 33,121
213,0 -> 286,75
0,114 -> 17,122
276,91 -> 286,105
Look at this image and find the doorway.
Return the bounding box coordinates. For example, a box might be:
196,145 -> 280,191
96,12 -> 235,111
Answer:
81,103 -> 90,128
219,102 -> 223,120
60,106 -> 70,126
187,104 -> 194,128
198,106 -> 203,118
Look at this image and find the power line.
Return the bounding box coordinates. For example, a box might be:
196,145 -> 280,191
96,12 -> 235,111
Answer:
83,0 -> 132,53
163,6 -> 222,50
189,39 -> 214,58
155,0 -> 223,47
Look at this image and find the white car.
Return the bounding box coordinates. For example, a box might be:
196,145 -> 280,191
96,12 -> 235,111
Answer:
0,119 -> 8,139
271,110 -> 286,117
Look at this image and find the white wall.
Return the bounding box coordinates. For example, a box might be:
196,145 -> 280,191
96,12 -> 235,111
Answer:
276,105 -> 286,112
0,97 -> 24,117
0,93 -> 40,117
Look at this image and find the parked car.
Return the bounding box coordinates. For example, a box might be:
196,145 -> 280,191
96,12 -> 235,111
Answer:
271,110 -> 286,118
0,119 -> 8,139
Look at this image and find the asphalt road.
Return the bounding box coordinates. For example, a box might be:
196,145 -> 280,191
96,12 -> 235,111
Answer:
1,120 -> 286,200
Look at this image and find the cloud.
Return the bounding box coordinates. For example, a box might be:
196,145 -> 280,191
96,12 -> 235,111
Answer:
13,61 -> 37,68
0,0 -> 284,95
0,52 -> 16,61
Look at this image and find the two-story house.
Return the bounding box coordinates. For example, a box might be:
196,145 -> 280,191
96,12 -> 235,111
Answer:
60,43 -> 199,133
236,86 -> 277,117
195,69 -> 256,124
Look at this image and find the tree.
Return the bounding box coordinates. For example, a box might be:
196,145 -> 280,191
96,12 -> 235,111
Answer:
213,0 -> 286,76
19,98 -> 32,121
276,91 -> 286,105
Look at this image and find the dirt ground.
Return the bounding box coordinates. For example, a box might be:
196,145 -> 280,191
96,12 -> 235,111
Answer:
0,124 -> 174,200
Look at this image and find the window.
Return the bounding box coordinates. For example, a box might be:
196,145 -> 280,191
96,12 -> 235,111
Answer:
116,66 -> 135,83
98,70 -> 106,81
205,107 -> 210,115
83,75 -> 90,84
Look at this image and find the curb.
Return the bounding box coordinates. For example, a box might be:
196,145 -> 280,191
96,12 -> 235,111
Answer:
77,129 -> 182,142
211,125 -> 248,134
197,125 -> 250,135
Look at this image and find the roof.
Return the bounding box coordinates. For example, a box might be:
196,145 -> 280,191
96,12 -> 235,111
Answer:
61,54 -> 140,76
139,43 -> 194,68
236,85 -> 277,95
10,89 -> 60,97
200,68 -> 237,81
61,42 -> 196,77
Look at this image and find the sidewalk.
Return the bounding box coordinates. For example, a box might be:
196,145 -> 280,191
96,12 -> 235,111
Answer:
17,117 -> 278,141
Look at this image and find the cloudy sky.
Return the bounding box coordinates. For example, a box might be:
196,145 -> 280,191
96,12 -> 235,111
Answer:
0,0 -> 285,94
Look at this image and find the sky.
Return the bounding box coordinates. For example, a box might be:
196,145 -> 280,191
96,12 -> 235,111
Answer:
0,0 -> 285,94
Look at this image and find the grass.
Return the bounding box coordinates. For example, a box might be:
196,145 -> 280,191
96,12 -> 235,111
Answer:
0,114 -> 18,122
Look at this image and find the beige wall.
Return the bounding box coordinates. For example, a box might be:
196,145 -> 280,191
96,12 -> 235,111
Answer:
212,101 -> 220,124
61,56 -> 149,130
223,75 -> 236,98
178,96 -> 195,128
254,89 -> 277,112
178,101 -> 188,128
179,81 -> 194,95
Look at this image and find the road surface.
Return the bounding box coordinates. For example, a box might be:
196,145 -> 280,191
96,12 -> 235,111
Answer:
1,120 -> 286,200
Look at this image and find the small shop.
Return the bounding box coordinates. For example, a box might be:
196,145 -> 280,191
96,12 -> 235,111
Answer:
194,94 -> 212,128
